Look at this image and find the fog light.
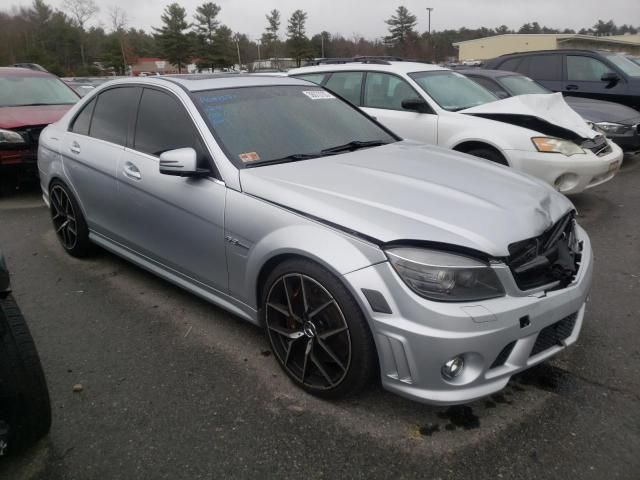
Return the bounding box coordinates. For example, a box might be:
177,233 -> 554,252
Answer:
554,173 -> 579,193
442,356 -> 464,380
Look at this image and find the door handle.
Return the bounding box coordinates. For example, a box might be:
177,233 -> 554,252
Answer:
123,162 -> 142,180
70,141 -> 80,154
565,84 -> 579,91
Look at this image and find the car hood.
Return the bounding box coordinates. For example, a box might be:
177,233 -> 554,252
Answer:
564,96 -> 640,125
0,104 -> 73,129
461,93 -> 597,140
240,141 -> 573,257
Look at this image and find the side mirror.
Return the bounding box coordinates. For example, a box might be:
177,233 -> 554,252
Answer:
401,97 -> 432,114
601,72 -> 620,85
159,148 -> 207,177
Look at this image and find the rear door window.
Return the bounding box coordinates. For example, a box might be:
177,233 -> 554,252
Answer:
324,72 -> 364,105
296,73 -> 328,85
90,87 -> 140,146
70,97 -> 96,136
528,55 -> 562,81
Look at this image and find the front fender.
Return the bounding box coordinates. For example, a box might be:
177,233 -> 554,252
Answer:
225,190 -> 386,308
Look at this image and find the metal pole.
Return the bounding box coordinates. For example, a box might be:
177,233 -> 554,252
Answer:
235,38 -> 242,70
321,34 -> 325,58
426,7 -> 434,34
426,7 -> 434,62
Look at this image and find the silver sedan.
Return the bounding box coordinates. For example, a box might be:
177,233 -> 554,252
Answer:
37,75 -> 592,405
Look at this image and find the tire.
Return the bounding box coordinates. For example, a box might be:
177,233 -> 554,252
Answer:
49,180 -> 94,258
261,258 -> 377,399
465,147 -> 509,166
0,294 -> 51,455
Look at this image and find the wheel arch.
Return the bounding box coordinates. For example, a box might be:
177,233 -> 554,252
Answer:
452,140 -> 510,165
244,225 -> 386,313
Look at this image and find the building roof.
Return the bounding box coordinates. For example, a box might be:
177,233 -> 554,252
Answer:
453,33 -> 640,47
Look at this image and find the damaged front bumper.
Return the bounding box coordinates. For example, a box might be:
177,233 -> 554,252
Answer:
505,140 -> 623,195
344,225 -> 593,406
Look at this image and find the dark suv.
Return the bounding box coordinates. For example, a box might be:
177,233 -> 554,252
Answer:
484,49 -> 640,111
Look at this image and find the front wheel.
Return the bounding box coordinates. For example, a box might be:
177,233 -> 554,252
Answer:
262,259 -> 377,399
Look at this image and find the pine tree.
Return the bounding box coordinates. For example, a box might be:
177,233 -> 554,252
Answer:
154,3 -> 193,73
261,9 -> 280,58
193,2 -> 221,70
286,9 -> 309,67
384,6 -> 417,48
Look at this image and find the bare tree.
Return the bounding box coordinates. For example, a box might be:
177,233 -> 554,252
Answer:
62,0 -> 99,67
109,6 -> 129,74
63,0 -> 98,29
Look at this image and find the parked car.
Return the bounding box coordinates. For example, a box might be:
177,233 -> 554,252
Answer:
39,75 -> 592,405
0,249 -> 52,455
460,68 -> 640,152
63,77 -> 111,97
484,49 -> 640,111
0,67 -> 78,193
288,60 -> 623,195
10,63 -> 48,73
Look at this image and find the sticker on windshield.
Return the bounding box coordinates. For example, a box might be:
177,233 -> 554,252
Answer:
239,152 -> 261,163
303,90 -> 335,100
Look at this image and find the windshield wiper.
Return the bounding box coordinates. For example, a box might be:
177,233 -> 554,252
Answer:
244,153 -> 321,168
320,140 -> 389,155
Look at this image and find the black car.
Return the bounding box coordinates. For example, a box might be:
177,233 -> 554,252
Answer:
460,68 -> 640,152
484,49 -> 640,111
0,250 -> 51,456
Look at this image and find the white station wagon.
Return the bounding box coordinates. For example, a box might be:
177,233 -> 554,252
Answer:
289,60 -> 623,195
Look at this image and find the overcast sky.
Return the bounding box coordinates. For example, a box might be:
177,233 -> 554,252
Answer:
5,0 -> 640,40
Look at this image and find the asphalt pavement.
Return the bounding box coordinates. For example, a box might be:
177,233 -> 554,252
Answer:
0,155 -> 639,479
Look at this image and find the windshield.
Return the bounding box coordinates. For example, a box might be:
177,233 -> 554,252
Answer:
603,53 -> 640,77
498,75 -> 551,95
194,86 -> 396,167
0,75 -> 79,107
409,70 -> 497,111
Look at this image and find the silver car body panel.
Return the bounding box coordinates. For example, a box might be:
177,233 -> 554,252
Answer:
37,75 -> 593,404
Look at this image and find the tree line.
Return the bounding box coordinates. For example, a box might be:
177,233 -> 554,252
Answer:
1,0 -> 638,76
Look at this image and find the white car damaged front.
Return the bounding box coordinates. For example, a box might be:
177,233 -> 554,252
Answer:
456,92 -> 623,194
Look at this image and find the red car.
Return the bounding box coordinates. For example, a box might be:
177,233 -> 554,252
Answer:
0,67 -> 78,193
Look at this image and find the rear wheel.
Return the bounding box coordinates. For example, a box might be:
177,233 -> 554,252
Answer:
0,294 -> 51,455
262,259 -> 377,399
49,181 -> 93,257
465,147 -> 509,166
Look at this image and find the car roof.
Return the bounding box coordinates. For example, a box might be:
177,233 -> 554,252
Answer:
457,69 -> 521,78
0,67 -> 56,78
289,61 -> 448,75
105,73 -> 313,92
492,49 -> 617,59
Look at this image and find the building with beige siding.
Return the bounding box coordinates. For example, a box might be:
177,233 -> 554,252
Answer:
453,34 -> 640,61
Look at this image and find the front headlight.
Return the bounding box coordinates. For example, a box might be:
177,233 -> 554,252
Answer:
531,137 -> 585,156
0,129 -> 26,145
594,122 -> 631,136
386,247 -> 505,302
